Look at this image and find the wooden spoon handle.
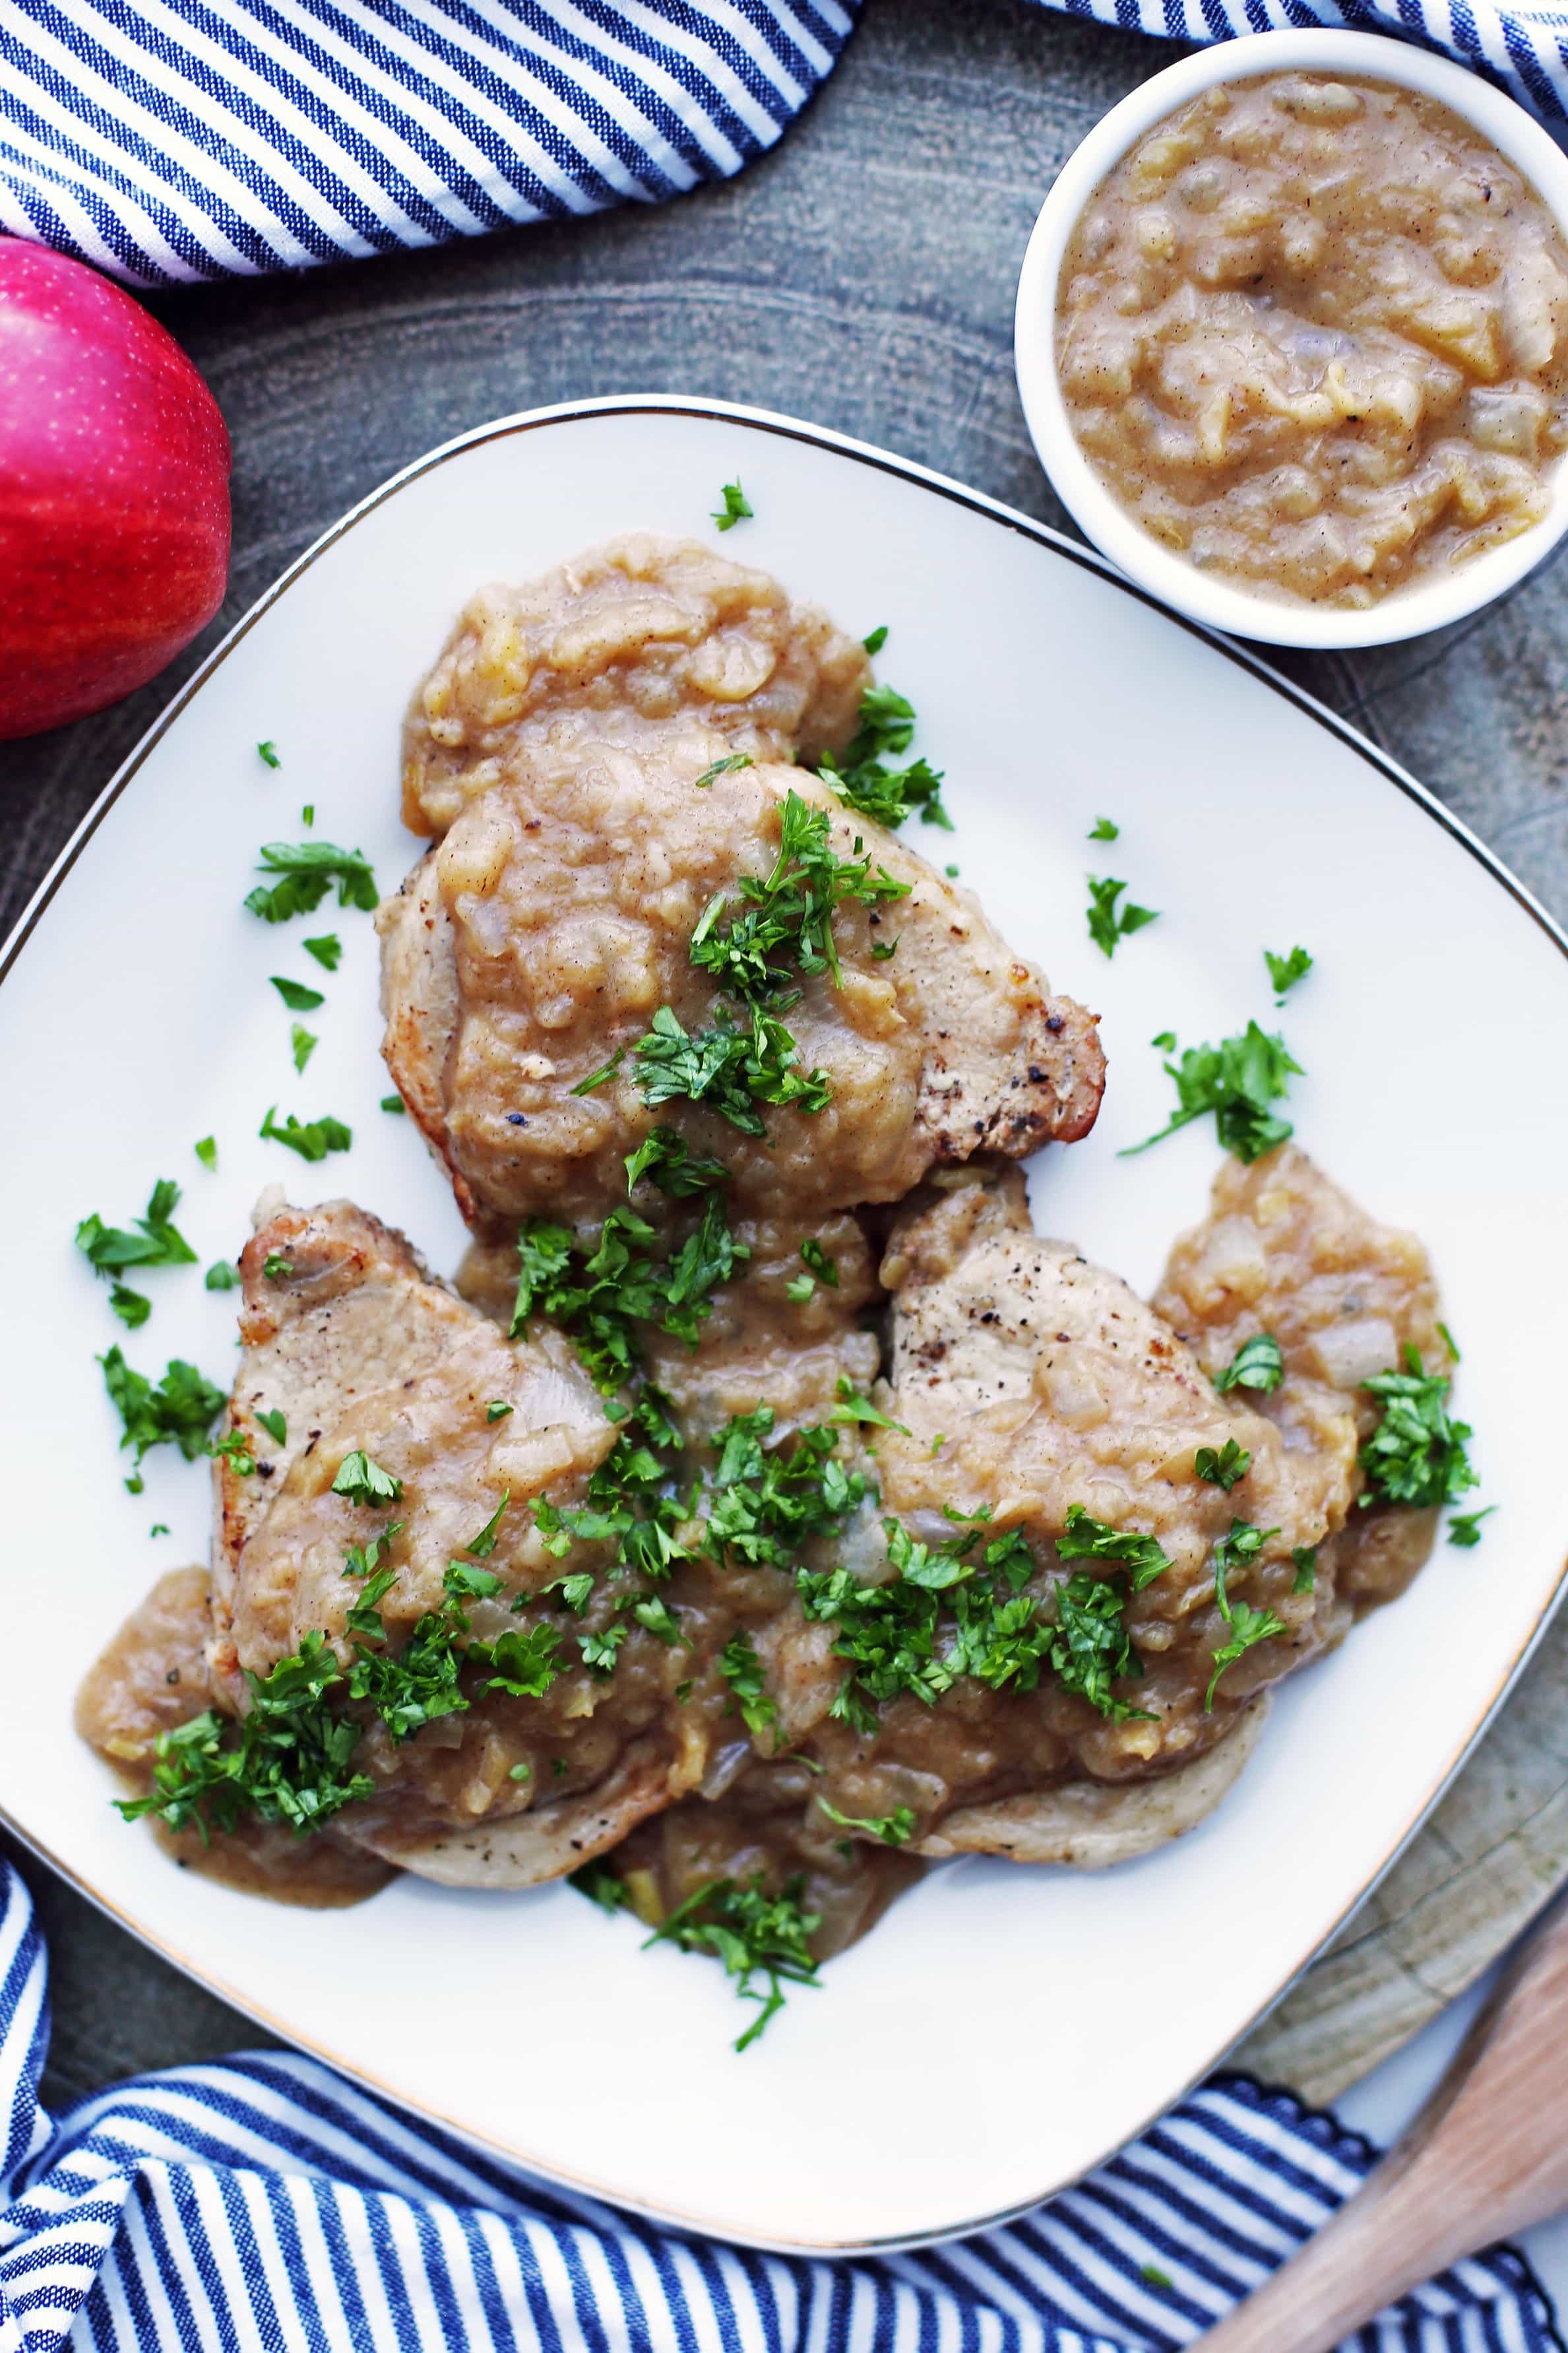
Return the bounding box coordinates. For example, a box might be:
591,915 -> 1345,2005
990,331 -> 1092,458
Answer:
1199,1894 -> 1568,2352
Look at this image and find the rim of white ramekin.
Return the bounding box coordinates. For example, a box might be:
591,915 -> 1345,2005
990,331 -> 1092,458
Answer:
1015,28 -> 1568,650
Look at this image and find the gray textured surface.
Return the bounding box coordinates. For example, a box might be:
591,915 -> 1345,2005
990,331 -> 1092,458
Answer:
2,0 -> 1565,2120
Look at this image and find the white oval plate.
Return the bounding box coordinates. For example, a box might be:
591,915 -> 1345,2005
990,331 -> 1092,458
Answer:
4,399 -> 1567,2253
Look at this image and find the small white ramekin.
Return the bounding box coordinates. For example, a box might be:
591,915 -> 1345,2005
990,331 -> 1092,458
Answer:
1014,28 -> 1568,649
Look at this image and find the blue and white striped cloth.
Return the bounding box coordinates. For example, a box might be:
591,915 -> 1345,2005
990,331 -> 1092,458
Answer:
0,1865 -> 1556,2351
4,0 -> 1568,292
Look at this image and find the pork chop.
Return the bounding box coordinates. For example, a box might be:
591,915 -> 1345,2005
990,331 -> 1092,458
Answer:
1152,1142 -> 1447,1607
379,744 -> 1104,1229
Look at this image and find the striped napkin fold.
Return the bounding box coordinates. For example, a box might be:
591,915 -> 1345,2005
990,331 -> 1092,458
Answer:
1,0 -> 1566,292
0,1863 -> 1554,2352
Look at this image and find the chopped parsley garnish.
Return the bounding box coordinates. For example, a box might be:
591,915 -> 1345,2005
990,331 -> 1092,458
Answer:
381,1095 -> 405,1114
1359,1350 -> 1478,1510
1088,816 -> 1119,842
1150,1030 -> 1176,1052
718,1632 -> 776,1736
301,805 -> 314,828
862,624 -> 888,655
1265,944 -> 1313,1000
262,1253 -> 292,1280
634,1005 -> 831,1136
245,842 -> 378,923
571,1861 -> 629,1914
304,934 -> 341,972
1086,874 -> 1159,958
1439,1322 -> 1461,1363
627,791 -> 908,1139
194,1136 -> 217,1172
1205,1519 -> 1286,1708
1140,2265 -> 1174,2291
644,1875 -> 821,2051
204,1260 -> 239,1291
829,1376 -> 909,1437
100,1348 -> 226,1466
290,1025 -> 317,1074
332,1450 -> 404,1507
1292,1545 -> 1317,1592
694,754 -> 753,789
511,1203 -> 746,1393
259,1107 -> 351,1163
255,1409 -> 287,1446
815,1796 -> 916,1847
486,1400 -> 513,1423
799,1504 -> 1159,1733
690,789 -> 908,1000
1122,1022 -> 1301,1164
815,685 -> 951,831
1196,1440 -> 1251,1493
800,1237 -> 837,1286
572,1048 -> 625,1097
150,1524 -> 170,1537
117,1640 -> 371,1842
1057,1504 -> 1172,1590
110,1285 -> 150,1330
77,1179 -> 197,1277
1449,1505 -> 1496,1548
712,479 -> 752,531
625,1128 -> 728,1197
257,740 -> 280,768
1214,1334 -> 1284,1394
786,1273 -> 814,1303
870,936 -> 898,960
270,976 -> 325,1012
210,1428 -> 255,1477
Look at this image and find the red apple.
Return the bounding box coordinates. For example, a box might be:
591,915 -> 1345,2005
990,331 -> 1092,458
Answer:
0,240 -> 231,740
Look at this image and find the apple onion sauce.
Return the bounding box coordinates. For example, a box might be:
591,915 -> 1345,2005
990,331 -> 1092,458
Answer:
1055,74 -> 1568,607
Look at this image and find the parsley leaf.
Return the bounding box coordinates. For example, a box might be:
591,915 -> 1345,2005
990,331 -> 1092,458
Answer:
829,1376 -> 909,1437
1057,1504 -> 1171,1590
100,1348 -> 226,1464
255,1407 -> 287,1446
1205,1523 -> 1286,1709
77,1179 -> 198,1277
1449,1504 -> 1496,1548
1086,874 -> 1160,959
331,1450 -> 404,1507
815,685 -> 952,831
110,1284 -> 151,1329
718,1632 -> 778,1736
1265,944 -> 1313,1000
1195,1439 -> 1251,1492
270,976 -> 325,1012
257,740 -> 280,768
1088,816 -> 1119,841
712,480 -> 753,531
800,1237 -> 837,1287
1122,1022 -> 1301,1163
1360,1350 -> 1478,1509
303,934 -> 341,972
204,1260 -> 239,1292
259,1107 -> 351,1163
381,1095 -> 405,1114
644,1875 -> 822,2050
815,1796 -> 916,1846
571,1048 -> 625,1097
486,1400 -> 513,1423
290,1024 -> 317,1074
194,1136 -> 218,1172
625,1128 -> 729,1198
694,754 -> 753,789
1214,1334 -> 1284,1394
245,842 -> 378,923
1292,1545 -> 1317,1592
862,624 -> 889,655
